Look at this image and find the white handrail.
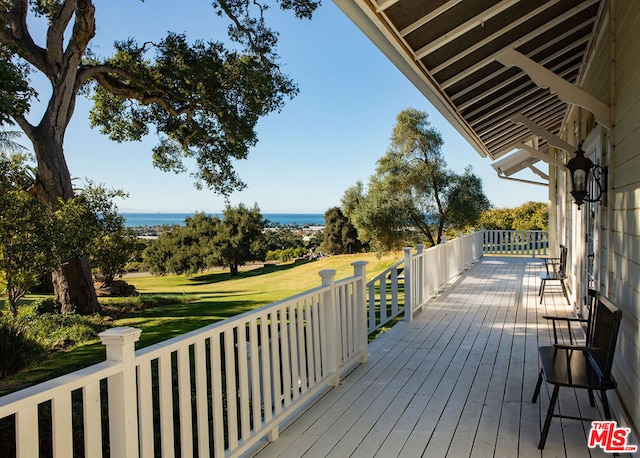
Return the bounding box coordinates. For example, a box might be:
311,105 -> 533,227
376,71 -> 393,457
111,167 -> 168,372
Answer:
0,262 -> 368,458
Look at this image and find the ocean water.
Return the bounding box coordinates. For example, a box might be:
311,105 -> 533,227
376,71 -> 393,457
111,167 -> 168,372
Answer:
122,212 -> 325,227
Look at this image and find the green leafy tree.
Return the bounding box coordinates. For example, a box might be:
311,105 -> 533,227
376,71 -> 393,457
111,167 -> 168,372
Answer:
263,228 -> 305,252
0,155 -> 135,314
262,227 -> 307,261
479,201 -> 549,231
320,206 -> 364,254
0,0 -> 319,314
344,108 -> 490,251
88,202 -> 139,288
477,207 -> 514,231
0,169 -> 53,317
143,214 -> 220,276
211,204 -> 266,276
342,180 -> 410,253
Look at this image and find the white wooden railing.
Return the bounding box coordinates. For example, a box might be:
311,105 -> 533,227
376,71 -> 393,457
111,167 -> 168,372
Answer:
483,229 -> 548,256
403,230 -> 484,321
365,229 -> 547,331
365,230 -> 484,333
0,263 -> 368,458
0,228 -> 547,457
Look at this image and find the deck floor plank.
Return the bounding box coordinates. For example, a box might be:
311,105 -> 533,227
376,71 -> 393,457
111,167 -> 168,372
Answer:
254,257 -> 633,458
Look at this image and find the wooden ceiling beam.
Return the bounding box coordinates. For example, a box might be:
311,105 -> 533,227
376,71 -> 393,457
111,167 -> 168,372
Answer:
431,0 -> 563,75
414,0 -> 519,59
399,0 -> 464,36
440,0 -> 598,90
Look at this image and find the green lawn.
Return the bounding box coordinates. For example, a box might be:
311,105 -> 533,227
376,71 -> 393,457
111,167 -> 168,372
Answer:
1,252 -> 400,395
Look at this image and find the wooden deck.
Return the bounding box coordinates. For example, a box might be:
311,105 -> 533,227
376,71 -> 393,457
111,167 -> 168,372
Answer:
255,257 -> 633,458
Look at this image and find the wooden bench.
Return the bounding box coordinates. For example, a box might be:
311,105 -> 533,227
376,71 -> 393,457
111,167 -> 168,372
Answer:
532,291 -> 622,449
539,244 -> 569,304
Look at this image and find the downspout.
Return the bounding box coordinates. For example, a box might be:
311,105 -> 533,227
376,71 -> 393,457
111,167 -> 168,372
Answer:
606,0 -> 616,296
495,171 -> 547,187
548,150 -> 558,258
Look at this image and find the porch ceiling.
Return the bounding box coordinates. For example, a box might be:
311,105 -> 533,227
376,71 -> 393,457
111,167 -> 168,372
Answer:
334,0 -> 607,175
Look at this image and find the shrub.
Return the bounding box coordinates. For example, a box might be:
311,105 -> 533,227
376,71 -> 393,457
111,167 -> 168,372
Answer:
0,319 -> 44,377
21,313 -> 102,349
31,297 -> 61,315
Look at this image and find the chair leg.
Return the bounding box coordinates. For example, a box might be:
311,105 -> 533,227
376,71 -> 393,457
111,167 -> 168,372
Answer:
539,385 -> 560,450
532,370 -> 544,403
561,280 -> 570,304
601,390 -> 612,419
588,389 -> 595,407
539,280 -> 546,303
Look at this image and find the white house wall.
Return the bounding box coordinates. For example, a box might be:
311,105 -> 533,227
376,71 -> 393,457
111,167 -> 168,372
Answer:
555,0 -> 640,432
610,0 -> 640,431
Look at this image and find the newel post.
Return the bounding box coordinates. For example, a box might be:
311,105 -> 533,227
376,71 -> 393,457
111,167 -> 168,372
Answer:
415,244 -> 424,308
458,231 -> 464,270
319,269 -> 340,386
403,247 -> 413,322
352,261 -> 369,363
100,327 -> 142,458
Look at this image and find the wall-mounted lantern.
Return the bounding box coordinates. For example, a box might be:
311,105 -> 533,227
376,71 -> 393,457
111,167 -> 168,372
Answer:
566,144 -> 607,209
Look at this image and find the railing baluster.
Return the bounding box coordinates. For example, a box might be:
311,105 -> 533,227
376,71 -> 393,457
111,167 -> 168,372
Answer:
258,313 -> 272,426
210,332 -> 225,456
158,353 -> 175,458
52,394 -> 73,457
82,381 -> 102,458
194,339 -> 210,458
236,322 -> 251,438
15,405 -> 38,458
137,362 -> 154,458
177,346 -> 193,458
295,302 -> 308,395
269,312 -> 282,416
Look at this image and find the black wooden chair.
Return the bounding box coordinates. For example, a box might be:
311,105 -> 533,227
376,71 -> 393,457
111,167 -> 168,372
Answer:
542,288 -> 597,346
532,292 -> 622,449
539,244 -> 569,304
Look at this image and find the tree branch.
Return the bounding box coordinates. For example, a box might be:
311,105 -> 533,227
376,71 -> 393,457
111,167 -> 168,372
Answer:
88,69 -> 193,118
0,0 -> 49,73
46,0 -> 77,66
60,0 -> 95,80
13,114 -> 35,143
409,212 -> 435,246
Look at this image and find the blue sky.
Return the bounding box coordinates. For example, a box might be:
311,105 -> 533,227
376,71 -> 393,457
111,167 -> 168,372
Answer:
21,0 -> 547,213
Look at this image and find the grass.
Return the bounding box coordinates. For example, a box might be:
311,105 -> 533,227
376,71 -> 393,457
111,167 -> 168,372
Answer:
0,252 -> 400,395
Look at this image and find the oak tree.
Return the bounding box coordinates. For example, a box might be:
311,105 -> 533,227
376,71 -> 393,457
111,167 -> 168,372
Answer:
0,0 -> 319,313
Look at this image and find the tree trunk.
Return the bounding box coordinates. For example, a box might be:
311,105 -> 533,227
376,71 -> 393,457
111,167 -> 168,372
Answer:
53,258 -> 99,314
230,264 -> 239,276
31,130 -> 100,315
7,0 -> 99,315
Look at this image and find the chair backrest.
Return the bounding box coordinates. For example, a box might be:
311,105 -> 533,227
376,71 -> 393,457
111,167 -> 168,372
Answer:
558,245 -> 568,276
587,293 -> 622,383
583,288 -> 598,346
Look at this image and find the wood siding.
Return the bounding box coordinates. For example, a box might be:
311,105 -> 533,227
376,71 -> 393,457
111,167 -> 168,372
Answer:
554,0 -> 640,433
610,0 -> 640,432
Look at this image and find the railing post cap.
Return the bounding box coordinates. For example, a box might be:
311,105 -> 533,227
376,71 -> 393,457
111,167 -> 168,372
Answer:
351,261 -> 369,267
99,327 -> 142,346
318,269 -> 336,279
403,247 -> 413,253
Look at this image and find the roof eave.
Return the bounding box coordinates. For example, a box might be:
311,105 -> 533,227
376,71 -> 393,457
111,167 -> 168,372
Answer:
334,0 -> 492,159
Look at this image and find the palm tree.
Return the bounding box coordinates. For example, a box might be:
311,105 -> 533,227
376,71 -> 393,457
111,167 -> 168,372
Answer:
0,130 -> 26,154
